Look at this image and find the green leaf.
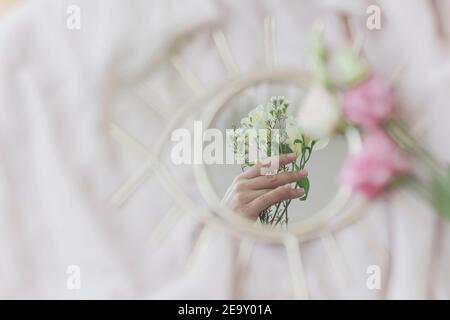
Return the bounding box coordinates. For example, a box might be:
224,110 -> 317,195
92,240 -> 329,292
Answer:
279,143 -> 293,154
311,28 -> 327,61
311,58 -> 332,89
430,169 -> 450,219
336,51 -> 369,87
296,177 -> 310,201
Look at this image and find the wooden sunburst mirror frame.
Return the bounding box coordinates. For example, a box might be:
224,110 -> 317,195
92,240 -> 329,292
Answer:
193,67 -> 364,243
108,15 -> 377,299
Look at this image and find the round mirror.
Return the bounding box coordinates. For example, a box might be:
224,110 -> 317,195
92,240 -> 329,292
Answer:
193,68 -> 361,242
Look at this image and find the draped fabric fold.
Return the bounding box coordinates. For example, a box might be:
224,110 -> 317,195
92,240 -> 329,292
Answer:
0,0 -> 448,299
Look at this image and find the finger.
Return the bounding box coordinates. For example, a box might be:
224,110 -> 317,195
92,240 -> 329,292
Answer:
242,153 -> 298,179
238,187 -> 289,204
247,185 -> 305,218
240,188 -> 276,203
248,169 -> 308,190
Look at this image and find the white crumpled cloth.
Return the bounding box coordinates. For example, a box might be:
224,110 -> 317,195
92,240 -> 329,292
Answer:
0,0 -> 449,299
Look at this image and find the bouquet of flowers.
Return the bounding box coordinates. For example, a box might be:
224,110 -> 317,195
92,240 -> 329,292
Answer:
296,27 -> 450,218
228,97 -> 324,227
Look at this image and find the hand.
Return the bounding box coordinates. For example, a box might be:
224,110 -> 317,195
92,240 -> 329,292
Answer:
222,153 -> 308,220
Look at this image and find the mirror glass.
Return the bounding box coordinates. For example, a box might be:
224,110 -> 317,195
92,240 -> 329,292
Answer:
203,80 -> 349,226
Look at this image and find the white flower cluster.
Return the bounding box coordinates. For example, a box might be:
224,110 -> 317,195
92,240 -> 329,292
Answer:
228,96 -> 327,166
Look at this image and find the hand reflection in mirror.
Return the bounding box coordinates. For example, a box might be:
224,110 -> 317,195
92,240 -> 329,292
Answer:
221,153 -> 308,220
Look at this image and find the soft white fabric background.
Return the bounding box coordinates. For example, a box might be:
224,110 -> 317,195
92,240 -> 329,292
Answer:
0,0 -> 449,299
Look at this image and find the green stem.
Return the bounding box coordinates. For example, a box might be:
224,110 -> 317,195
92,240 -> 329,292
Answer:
269,201 -> 283,225
387,118 -> 443,175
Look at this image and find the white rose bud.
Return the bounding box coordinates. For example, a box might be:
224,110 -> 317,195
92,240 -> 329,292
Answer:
296,86 -> 341,139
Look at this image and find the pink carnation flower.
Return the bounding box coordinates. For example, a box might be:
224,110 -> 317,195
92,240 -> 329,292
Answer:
340,131 -> 410,199
343,75 -> 395,128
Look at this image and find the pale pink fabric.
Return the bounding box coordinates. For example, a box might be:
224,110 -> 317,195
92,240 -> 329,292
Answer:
0,0 -> 449,299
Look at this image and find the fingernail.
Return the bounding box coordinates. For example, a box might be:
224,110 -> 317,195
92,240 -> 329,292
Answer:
298,169 -> 308,177
283,184 -> 292,189
294,188 -> 305,196
294,170 -> 305,178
